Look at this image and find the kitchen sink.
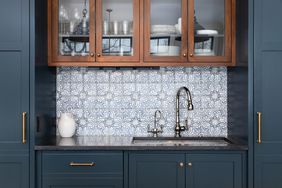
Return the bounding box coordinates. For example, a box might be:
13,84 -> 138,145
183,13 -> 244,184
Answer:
132,137 -> 233,146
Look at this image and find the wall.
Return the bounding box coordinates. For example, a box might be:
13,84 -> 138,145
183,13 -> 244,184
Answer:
57,67 -> 227,137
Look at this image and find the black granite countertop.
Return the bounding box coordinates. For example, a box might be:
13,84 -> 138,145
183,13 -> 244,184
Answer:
35,136 -> 248,151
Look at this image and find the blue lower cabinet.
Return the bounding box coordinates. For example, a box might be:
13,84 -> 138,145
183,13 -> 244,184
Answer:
186,154 -> 244,188
129,153 -> 185,188
40,151 -> 123,188
0,154 -> 29,188
128,152 -> 245,188
254,155 -> 282,188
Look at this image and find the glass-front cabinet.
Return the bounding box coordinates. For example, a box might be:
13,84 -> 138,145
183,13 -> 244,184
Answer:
188,0 -> 234,64
144,0 -> 188,62
96,0 -> 140,62
48,0 -> 236,66
49,0 -> 95,65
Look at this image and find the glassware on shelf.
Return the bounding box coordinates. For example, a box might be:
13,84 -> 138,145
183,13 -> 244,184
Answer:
58,0 -> 90,57
101,0 -> 134,56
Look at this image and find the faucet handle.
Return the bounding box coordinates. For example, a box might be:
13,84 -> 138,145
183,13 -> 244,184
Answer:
147,126 -> 163,137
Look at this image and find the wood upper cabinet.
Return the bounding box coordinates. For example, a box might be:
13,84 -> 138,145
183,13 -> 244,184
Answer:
48,0 -> 236,66
48,0 -> 96,66
188,0 -> 236,65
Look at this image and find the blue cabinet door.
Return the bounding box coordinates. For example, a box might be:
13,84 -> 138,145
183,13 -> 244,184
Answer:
186,154 -> 243,188
129,153 -> 185,188
0,154 -> 29,188
0,0 -> 30,187
0,0 -> 29,151
254,0 -> 282,188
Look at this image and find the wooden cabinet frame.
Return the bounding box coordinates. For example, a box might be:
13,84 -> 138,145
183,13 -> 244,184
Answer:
48,0 -> 236,67
188,0 -> 236,66
48,0 -> 96,66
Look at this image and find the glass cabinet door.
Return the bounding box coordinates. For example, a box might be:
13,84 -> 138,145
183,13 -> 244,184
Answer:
144,0 -> 188,62
188,0 -> 233,63
51,0 -> 95,64
96,0 -> 140,62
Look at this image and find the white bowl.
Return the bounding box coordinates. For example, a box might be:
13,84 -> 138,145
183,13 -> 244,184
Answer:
196,30 -> 218,35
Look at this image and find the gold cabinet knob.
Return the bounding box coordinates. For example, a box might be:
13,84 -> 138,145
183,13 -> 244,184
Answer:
179,162 -> 184,167
97,53 -> 101,57
189,53 -> 193,57
187,162 -> 192,167
183,53 -> 187,57
90,53 -> 95,57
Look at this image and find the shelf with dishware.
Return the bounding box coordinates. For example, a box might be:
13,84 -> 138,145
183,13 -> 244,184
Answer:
48,0 -> 236,67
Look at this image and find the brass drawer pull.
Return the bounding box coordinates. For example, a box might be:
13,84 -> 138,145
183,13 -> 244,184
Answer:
257,112 -> 262,144
69,162 -> 95,167
22,112 -> 27,144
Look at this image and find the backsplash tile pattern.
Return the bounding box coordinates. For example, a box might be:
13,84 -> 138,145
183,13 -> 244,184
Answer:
57,67 -> 227,137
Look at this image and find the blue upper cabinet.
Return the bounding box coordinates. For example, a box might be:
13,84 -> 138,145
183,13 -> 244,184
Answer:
254,0 -> 282,188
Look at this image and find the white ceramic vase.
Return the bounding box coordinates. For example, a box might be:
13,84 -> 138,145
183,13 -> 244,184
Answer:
58,113 -> 76,138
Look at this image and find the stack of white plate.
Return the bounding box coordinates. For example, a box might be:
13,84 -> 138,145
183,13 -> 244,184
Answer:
196,30 -> 218,35
151,25 -> 177,34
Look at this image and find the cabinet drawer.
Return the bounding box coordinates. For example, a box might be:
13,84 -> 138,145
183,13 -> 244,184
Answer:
42,151 -> 123,175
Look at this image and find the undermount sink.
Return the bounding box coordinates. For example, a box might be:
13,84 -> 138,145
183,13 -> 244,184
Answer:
132,137 -> 233,146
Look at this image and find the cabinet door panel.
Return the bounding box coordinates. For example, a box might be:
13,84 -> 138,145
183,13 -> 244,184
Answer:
0,0 -> 29,50
254,51 -> 282,153
186,154 -> 242,188
255,155 -> 282,188
254,1 -> 282,187
255,0 -> 282,50
0,51 -> 29,150
129,153 -> 185,188
0,154 -> 29,188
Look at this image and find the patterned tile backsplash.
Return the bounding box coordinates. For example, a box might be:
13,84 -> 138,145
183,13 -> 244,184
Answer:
57,67 -> 227,137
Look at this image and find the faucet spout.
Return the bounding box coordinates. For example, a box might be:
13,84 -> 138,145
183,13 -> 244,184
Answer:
175,87 -> 194,137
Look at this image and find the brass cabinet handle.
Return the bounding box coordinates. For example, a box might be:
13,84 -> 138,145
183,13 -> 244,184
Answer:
69,162 -> 95,167
187,162 -> 192,167
97,53 -> 101,57
22,112 -> 27,144
90,52 -> 95,57
189,53 -> 193,57
179,162 -> 184,168
257,112 -> 262,144
183,53 -> 187,57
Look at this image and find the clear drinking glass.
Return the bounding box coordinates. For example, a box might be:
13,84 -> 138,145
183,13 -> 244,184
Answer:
102,0 -> 134,56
